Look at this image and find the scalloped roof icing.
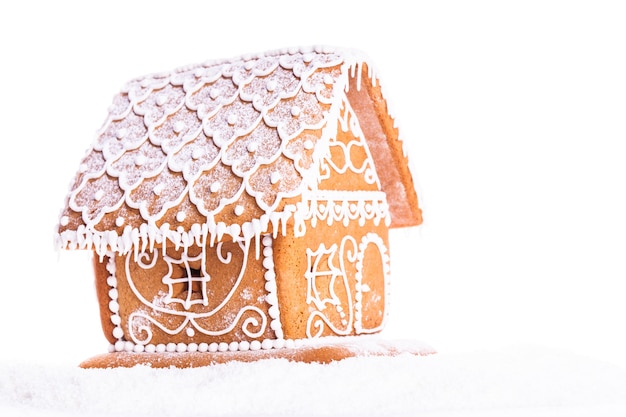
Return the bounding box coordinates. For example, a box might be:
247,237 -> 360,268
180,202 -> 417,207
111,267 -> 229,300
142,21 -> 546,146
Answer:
56,46 -> 420,255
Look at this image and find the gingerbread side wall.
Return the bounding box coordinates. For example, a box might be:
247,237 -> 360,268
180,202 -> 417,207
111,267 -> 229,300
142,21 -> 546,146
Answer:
273,219 -> 390,340
271,89 -> 394,340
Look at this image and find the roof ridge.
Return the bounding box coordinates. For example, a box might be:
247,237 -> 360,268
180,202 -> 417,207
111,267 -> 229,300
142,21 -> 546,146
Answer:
132,45 -> 371,81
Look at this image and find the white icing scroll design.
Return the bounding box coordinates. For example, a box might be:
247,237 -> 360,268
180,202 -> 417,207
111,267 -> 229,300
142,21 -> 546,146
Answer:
305,232 -> 389,338
318,98 -> 381,188
122,239 -> 270,345
127,306 -> 267,345
293,191 -> 391,236
354,232 -> 390,334
305,235 -> 357,338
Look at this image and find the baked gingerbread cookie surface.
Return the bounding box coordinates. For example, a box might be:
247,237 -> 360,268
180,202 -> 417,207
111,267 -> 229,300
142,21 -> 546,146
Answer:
56,46 -> 423,366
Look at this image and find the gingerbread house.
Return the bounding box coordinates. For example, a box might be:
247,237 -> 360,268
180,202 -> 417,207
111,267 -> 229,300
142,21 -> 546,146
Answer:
56,46 -> 422,360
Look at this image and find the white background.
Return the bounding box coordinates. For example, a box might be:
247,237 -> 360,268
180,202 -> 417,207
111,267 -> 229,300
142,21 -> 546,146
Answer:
1,0 -> 625,369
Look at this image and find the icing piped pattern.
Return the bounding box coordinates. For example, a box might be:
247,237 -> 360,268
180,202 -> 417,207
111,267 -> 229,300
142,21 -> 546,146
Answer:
57,47 -> 390,254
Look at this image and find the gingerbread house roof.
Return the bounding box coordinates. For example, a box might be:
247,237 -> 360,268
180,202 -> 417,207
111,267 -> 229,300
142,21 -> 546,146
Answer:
56,46 -> 421,255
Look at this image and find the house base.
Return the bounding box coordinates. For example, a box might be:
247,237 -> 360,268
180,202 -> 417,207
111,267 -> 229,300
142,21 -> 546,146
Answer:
79,338 -> 436,368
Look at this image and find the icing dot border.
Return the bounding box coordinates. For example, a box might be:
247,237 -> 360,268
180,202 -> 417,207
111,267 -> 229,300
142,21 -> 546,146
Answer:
108,337 -> 332,354
262,235 -> 284,339
106,255 -> 124,344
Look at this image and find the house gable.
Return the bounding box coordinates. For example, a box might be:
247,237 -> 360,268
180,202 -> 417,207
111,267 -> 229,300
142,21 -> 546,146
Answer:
317,99 -> 381,193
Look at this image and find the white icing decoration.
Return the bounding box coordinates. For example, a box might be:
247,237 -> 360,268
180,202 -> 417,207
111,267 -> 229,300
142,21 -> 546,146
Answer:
262,236 -> 283,339
293,191 -> 391,236
116,128 -> 128,139
318,99 -> 382,188
210,182 -> 221,193
176,211 -> 186,222
173,121 -> 186,133
227,114 -> 238,125
120,239 -> 269,346
94,190 -> 104,201
134,155 -> 147,166
234,205 -> 244,216
262,257 -> 273,270
191,148 -> 203,160
247,142 -> 258,153
106,274 -> 117,287
265,80 -> 277,92
290,105 -> 301,117
156,95 -> 168,106
353,232 -> 390,334
305,232 -> 389,338
153,183 -> 165,196
58,191 -> 390,258
105,256 -> 124,343
102,232 -> 289,349
269,171 -> 281,184
108,336 -> 367,354
115,217 -> 125,227
60,216 -> 69,226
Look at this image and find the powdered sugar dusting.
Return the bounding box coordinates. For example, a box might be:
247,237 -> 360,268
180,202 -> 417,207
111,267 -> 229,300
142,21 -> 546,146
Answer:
55,46 -> 413,257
